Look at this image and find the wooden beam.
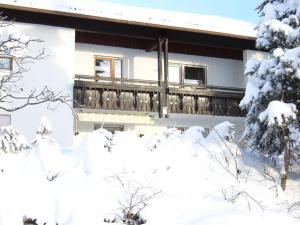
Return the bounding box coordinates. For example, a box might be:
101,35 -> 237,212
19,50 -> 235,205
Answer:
76,31 -> 244,60
158,38 -> 164,118
146,42 -> 158,52
163,38 -> 169,118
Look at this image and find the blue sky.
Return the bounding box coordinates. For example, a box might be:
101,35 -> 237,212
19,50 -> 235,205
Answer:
99,0 -> 261,23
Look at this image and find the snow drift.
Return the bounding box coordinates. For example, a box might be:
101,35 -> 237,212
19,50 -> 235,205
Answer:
0,120 -> 300,225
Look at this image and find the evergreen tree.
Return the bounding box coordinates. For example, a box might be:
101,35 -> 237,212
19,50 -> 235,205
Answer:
240,0 -> 300,190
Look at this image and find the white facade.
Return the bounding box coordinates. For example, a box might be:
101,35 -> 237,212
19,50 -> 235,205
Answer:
1,23 -> 75,147
75,43 -> 245,88
74,43 -> 246,145
0,23 -> 252,148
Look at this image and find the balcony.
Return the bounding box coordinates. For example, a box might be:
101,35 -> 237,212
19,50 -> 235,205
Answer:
74,75 -> 245,117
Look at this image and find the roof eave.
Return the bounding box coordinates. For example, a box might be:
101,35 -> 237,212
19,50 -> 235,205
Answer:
0,3 -> 256,41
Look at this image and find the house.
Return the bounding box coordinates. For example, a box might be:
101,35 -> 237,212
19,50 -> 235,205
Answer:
0,0 -> 263,147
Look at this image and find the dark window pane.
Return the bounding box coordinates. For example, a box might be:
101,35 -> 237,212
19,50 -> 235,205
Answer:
184,66 -> 206,84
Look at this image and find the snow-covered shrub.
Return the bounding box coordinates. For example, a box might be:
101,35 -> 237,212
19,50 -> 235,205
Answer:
79,128 -> 113,175
0,125 -> 30,153
32,116 -> 63,181
145,133 -> 165,152
105,178 -> 160,225
183,126 -> 205,141
35,116 -> 53,137
207,121 -> 235,142
164,127 -> 181,139
205,122 -> 242,179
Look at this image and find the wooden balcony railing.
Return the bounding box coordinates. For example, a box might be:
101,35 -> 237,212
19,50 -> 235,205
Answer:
74,75 -> 245,117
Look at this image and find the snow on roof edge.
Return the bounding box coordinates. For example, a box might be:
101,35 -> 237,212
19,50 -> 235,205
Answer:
0,0 -> 257,39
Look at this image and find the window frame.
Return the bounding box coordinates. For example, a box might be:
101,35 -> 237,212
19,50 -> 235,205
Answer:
168,62 -> 182,84
168,62 -> 207,85
182,64 -> 207,85
94,55 -> 123,79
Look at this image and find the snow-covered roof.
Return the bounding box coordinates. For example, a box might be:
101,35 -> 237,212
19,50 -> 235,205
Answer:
0,0 -> 256,39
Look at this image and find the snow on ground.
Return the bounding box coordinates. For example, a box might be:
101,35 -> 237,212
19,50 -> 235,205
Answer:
0,0 -> 256,38
1,121 -> 300,225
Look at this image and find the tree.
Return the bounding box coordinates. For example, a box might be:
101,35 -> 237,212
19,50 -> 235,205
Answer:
0,14 -> 69,112
240,0 -> 300,190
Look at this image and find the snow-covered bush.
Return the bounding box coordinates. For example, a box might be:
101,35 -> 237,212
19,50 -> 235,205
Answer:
183,126 -> 205,141
207,121 -> 235,142
105,178 -> 160,225
0,126 -> 30,153
240,0 -> 300,190
145,128 -> 181,152
79,128 -> 113,175
2,120 -> 300,225
205,122 -> 242,179
32,116 -> 63,181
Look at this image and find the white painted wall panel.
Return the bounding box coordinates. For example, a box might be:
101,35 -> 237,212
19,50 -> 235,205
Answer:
0,23 -> 75,147
75,43 -> 245,88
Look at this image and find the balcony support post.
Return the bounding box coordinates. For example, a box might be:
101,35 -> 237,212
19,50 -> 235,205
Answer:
163,38 -> 169,118
158,37 -> 164,118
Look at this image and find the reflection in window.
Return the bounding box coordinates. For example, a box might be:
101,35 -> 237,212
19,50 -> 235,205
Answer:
95,57 -> 122,78
95,59 -> 111,77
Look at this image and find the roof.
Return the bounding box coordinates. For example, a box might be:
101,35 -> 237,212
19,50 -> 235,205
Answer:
0,0 -> 256,39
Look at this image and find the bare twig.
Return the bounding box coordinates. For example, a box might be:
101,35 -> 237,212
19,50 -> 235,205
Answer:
0,14 -> 70,112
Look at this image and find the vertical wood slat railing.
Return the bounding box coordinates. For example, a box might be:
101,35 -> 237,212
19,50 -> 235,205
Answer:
74,75 -> 245,117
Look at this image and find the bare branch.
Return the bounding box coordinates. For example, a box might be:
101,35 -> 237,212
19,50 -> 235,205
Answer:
0,14 -> 70,112
222,188 -> 264,212
104,175 -> 161,225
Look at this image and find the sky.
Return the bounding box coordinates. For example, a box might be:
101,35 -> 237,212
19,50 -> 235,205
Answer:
99,0 -> 261,23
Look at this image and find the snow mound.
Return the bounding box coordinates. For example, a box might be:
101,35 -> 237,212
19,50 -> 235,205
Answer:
1,121 -> 300,225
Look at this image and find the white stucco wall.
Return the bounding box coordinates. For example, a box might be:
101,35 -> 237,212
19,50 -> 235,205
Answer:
1,23 -> 75,147
75,43 -> 245,88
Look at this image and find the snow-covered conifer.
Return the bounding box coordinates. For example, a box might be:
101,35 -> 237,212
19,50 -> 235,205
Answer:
240,0 -> 300,190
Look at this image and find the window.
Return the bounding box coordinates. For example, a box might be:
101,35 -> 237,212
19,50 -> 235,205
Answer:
168,63 -> 207,85
0,57 -> 12,71
95,56 -> 122,78
183,66 -> 206,85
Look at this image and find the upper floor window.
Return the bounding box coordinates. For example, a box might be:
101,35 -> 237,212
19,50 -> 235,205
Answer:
95,56 -> 122,79
183,66 -> 206,85
168,63 -> 207,85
